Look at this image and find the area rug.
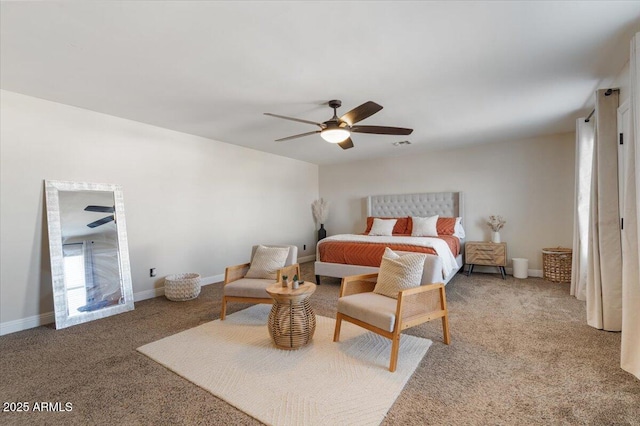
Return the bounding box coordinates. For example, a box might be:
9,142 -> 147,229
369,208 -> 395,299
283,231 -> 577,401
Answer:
137,304 -> 431,426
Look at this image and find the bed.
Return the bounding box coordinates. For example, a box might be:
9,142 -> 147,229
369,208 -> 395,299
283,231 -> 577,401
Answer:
314,191 -> 465,285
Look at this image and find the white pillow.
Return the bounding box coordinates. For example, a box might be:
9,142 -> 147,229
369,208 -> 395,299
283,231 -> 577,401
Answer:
369,218 -> 397,236
373,247 -> 427,299
411,215 -> 439,237
245,245 -> 290,280
453,217 -> 466,239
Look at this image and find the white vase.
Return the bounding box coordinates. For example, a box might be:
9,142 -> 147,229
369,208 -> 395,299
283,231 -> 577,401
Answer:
491,231 -> 501,243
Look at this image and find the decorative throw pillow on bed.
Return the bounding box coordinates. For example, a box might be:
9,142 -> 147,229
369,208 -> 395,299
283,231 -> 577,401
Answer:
373,247 -> 427,299
365,216 -> 409,234
411,215 -> 439,237
436,216 -> 465,238
245,245 -> 290,280
436,217 -> 457,235
368,218 -> 398,236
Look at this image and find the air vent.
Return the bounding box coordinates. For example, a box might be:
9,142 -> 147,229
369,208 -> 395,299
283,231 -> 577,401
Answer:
392,140 -> 411,146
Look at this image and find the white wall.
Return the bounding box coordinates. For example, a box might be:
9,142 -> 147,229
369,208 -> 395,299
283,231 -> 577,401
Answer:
613,61 -> 630,104
319,133 -> 575,271
0,89 -> 577,332
0,90 -> 319,332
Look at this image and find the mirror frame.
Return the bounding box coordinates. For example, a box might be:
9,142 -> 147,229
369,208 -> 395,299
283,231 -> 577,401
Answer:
44,180 -> 134,329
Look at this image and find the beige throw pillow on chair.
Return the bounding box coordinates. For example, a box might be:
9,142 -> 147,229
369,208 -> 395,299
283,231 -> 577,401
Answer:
373,247 -> 427,299
244,245 -> 290,280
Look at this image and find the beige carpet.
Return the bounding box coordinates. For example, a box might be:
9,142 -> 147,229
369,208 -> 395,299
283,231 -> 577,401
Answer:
138,304 -> 431,426
2,264 -> 639,425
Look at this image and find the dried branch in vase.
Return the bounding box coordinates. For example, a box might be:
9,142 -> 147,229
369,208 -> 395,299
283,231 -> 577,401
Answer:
311,198 -> 329,224
487,215 -> 506,232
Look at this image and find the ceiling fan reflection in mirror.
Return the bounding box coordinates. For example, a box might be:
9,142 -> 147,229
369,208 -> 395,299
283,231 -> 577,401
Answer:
264,100 -> 413,150
84,205 -> 115,228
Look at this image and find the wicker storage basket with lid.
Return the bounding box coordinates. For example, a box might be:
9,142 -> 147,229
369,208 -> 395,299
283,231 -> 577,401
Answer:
542,248 -> 572,283
164,273 -> 201,301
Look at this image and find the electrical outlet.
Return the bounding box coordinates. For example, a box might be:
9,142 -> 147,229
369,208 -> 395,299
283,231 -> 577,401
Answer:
150,268 -> 156,277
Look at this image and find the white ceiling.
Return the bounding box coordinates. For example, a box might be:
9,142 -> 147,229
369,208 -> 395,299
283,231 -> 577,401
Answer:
2,1 -> 640,165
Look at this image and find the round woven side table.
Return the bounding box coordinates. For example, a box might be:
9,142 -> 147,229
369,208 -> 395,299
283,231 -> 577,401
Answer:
265,282 -> 316,350
164,273 -> 201,301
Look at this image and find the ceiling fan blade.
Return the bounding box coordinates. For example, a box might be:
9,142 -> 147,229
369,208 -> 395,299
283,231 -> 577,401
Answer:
264,113 -> 323,127
340,101 -> 383,126
275,130 -> 321,142
87,215 -> 115,228
84,205 -> 115,213
351,125 -> 413,135
338,138 -> 354,150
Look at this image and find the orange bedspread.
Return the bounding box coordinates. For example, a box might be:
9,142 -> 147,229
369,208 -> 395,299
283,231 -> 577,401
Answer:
318,235 -> 460,267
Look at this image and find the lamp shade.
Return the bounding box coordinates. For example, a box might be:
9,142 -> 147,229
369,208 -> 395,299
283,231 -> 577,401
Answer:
321,128 -> 350,143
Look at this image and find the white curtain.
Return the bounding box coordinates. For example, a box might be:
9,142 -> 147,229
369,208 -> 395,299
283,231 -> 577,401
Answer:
571,119 -> 595,301
621,33 -> 640,379
586,89 -> 622,331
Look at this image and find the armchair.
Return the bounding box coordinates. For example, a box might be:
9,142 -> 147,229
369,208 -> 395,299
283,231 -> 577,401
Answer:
220,244 -> 298,320
333,272 -> 450,372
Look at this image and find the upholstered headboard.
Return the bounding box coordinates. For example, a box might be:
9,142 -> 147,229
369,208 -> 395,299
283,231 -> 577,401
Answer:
366,192 -> 463,223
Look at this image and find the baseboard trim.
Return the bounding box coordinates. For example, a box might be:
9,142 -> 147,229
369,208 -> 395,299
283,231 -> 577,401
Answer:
2,267 -> 545,336
508,268 -> 543,278
467,266 -> 543,278
134,273 -> 223,302
0,311 -> 56,336
1,274 -> 226,336
298,254 -> 316,263
201,274 -> 224,286
133,287 -> 164,301
527,269 -> 543,278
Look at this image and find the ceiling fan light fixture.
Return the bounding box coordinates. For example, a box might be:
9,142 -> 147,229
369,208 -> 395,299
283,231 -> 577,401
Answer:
321,128 -> 351,143
266,100 -> 413,150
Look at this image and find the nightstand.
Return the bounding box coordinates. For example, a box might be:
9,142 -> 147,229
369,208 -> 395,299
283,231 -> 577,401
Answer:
465,241 -> 507,279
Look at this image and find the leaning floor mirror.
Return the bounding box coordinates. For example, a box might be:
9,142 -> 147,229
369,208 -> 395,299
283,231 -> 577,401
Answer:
45,180 -> 134,329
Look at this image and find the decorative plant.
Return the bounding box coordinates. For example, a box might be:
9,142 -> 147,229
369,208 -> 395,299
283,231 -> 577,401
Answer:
487,215 -> 506,232
311,198 -> 330,225
293,274 -> 299,283
282,275 -> 288,282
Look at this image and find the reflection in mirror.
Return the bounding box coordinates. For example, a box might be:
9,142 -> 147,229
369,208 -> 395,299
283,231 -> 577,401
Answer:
45,181 -> 134,329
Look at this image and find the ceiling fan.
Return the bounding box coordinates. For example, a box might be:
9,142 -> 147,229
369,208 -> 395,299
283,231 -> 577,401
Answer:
84,205 -> 115,228
264,100 -> 413,150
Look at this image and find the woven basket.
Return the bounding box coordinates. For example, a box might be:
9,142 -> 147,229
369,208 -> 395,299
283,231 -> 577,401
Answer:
542,248 -> 572,283
165,273 -> 201,301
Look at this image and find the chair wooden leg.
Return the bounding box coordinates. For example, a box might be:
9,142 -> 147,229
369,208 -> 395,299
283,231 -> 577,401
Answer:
439,286 -> 450,344
220,297 -> 227,320
442,314 -> 451,345
333,313 -> 343,342
389,333 -> 400,372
